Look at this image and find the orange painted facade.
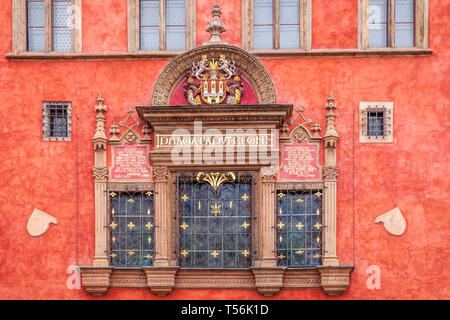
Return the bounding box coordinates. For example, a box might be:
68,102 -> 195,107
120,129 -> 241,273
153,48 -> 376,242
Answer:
0,0 -> 449,300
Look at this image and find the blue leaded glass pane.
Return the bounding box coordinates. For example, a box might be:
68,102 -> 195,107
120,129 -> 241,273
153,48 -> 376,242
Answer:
140,0 -> 160,50
178,172 -> 252,268
253,26 -> 273,49
395,0 -> 414,47
253,0 -> 273,49
28,28 -> 45,52
280,0 -> 299,25
368,0 -> 388,48
254,0 -> 272,25
276,189 -> 323,267
109,189 -> 155,267
166,0 -> 186,26
52,1 -> 72,51
280,25 -> 300,49
166,26 -> 186,50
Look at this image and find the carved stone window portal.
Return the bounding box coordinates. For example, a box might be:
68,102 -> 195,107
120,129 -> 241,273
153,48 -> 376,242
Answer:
42,101 -> 71,141
276,187 -> 323,267
177,172 -> 253,268
108,187 -> 155,267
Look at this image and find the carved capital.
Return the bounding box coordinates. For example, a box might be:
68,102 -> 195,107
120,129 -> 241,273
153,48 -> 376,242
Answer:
93,166 -> 108,182
251,268 -> 285,297
143,267 -> 179,296
79,267 -> 113,297
153,167 -> 168,182
323,165 -> 339,181
317,266 -> 354,296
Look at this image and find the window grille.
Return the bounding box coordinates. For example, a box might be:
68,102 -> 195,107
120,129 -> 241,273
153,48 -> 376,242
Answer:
42,102 -> 71,141
275,184 -> 324,267
176,171 -> 254,268
108,185 -> 155,267
359,102 -> 393,142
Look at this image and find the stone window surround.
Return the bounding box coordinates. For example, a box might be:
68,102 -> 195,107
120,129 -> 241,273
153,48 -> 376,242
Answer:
358,0 -> 429,50
11,0 -> 82,54
241,0 -> 312,52
359,102 -> 394,143
127,0 -> 196,53
42,101 -> 72,141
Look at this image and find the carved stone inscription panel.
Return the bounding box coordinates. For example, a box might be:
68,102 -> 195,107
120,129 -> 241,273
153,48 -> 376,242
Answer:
280,141 -> 320,180
111,143 -> 151,180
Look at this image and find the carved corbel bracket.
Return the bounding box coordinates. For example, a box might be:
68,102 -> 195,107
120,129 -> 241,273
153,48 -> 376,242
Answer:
143,267 -> 179,297
317,266 -> 354,296
79,267 -> 113,297
323,165 -> 339,182
251,268 -> 286,297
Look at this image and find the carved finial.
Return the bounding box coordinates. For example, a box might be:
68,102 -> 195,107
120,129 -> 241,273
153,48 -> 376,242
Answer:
95,93 -> 107,113
325,93 -> 336,111
203,2 -> 227,45
324,93 -> 339,147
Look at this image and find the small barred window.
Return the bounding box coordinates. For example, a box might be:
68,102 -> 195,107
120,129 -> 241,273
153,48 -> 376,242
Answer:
108,189 -> 155,267
276,188 -> 323,267
359,102 -> 394,143
42,102 -> 71,141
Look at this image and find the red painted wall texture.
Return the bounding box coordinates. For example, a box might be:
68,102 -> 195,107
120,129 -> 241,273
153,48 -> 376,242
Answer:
0,0 -> 449,299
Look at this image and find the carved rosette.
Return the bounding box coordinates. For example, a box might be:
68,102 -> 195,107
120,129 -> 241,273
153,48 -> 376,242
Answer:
323,165 -> 339,182
317,266 -> 353,296
153,167 -> 168,182
251,268 -> 285,297
93,167 -> 108,182
80,267 -> 113,297
143,267 -> 178,297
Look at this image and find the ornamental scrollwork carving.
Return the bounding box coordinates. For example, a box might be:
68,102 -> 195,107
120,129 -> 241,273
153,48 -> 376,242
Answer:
93,167 -> 108,181
323,165 -> 339,181
153,167 -> 168,182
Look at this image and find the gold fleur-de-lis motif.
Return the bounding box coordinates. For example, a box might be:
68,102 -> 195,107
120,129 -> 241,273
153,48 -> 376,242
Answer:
181,222 -> 189,230
241,221 -> 250,229
147,236 -> 152,244
211,203 -> 222,216
181,250 -> 189,257
211,250 -> 219,258
127,221 -> 136,230
296,198 -> 304,203
109,192 -> 117,198
127,198 -> 135,204
278,253 -> 286,259
277,221 -> 286,229
277,192 -> 285,198
295,250 -> 304,255
109,221 -> 118,229
144,254 -> 153,259
196,172 -> 236,190
128,251 -> 136,256
314,222 -> 322,230
315,191 -> 322,197
242,250 -> 250,257
181,194 -> 189,202
145,191 -> 153,196
145,221 -> 153,230
313,254 -> 321,259
296,222 -> 304,230
110,253 -> 117,258
241,193 -> 249,201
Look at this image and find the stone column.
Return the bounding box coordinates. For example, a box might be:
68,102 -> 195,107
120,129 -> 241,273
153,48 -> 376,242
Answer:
153,166 -> 170,266
322,94 -> 340,266
93,94 -> 109,267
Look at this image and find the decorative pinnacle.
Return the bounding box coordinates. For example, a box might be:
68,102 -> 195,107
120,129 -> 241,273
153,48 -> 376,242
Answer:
204,2 -> 227,45
95,93 -> 107,113
325,93 -> 336,110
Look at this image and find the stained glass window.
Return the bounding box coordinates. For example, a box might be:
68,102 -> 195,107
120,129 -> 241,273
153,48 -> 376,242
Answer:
109,189 -> 155,267
276,188 -> 323,267
177,172 -> 253,268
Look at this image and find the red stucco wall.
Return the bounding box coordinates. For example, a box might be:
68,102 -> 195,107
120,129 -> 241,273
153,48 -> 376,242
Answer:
0,0 -> 449,299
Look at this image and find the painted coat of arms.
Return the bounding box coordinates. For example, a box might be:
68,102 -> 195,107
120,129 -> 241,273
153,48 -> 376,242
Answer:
184,54 -> 244,105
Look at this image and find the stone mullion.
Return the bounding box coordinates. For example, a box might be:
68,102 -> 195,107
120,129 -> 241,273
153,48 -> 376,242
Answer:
153,167 -> 170,266
260,174 -> 276,267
